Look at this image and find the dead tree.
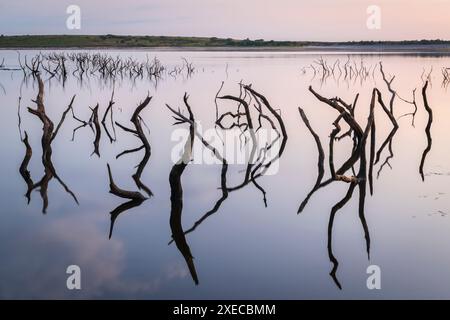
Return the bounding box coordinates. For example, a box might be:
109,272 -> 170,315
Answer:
70,103 -> 91,141
91,103 -> 101,157
167,95 -> 229,244
106,163 -> 146,239
298,108 -> 324,196
19,132 -> 33,203
374,63 -> 400,177
419,81 -> 433,181
397,89 -> 418,127
116,95 -> 153,197
102,90 -> 117,143
23,73 -> 78,213
298,86 -> 377,289
216,84 -> 288,206
166,93 -> 199,285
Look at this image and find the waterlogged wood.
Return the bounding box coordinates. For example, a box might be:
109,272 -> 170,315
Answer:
167,94 -> 199,285
25,73 -> 78,213
357,88 -> 377,259
167,94 -> 230,244
177,162 -> 229,241
19,131 -> 33,203
327,182 -> 357,290
70,103 -> 89,141
115,95 -> 153,197
374,67 -> 400,176
52,94 -> 75,143
298,107 -> 325,212
105,95 -> 153,237
298,107 -> 324,185
16,52 -> 173,85
298,87 -> 364,214
369,115 -> 376,196
106,164 -> 146,201
419,81 -> 433,181
329,114 -> 344,177
379,62 -> 396,113
215,85 -> 287,207
91,103 -> 101,157
397,89 -> 418,127
106,163 -> 146,239
335,175 -> 359,183
309,86 -> 363,135
297,87 -> 377,287
245,85 -> 288,180
336,94 -> 359,141
131,96 -> 153,197
102,90 -> 117,143
217,92 -> 257,190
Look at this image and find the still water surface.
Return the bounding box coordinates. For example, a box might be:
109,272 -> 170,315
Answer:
0,50 -> 449,298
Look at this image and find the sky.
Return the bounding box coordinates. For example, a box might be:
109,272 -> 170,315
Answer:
0,0 -> 449,41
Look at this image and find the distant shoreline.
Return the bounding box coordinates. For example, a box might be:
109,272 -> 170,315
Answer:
1,35 -> 450,54
1,46 -> 450,55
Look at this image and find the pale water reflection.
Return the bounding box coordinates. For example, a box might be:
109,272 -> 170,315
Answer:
1,50 -> 450,299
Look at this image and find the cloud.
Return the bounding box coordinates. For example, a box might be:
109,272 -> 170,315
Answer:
0,212 -> 159,298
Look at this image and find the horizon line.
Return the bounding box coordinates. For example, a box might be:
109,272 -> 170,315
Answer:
2,34 -> 450,44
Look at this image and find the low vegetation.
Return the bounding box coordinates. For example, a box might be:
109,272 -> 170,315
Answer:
1,35 -> 450,48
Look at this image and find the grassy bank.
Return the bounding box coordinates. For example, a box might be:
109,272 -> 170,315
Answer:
0,35 -> 308,48
0,35 -> 450,49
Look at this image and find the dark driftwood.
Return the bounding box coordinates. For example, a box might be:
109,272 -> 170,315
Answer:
298,87 -> 364,214
116,145 -> 145,159
167,95 -> 230,244
107,163 -> 146,201
298,107 -> 325,207
369,112 -> 376,196
379,62 -> 396,113
115,122 -> 137,135
217,93 -> 257,191
419,81 -> 433,181
105,97 -> 152,231
327,182 -> 357,290
298,86 -> 376,288
25,73 -> 78,213
336,94 -> 359,141
106,163 -> 146,239
91,103 -> 101,157
215,86 -> 287,207
177,162 -> 229,242
167,93 -> 199,285
246,86 -> 288,180
299,108 -> 324,183
357,89 -> 376,259
374,88 -> 398,165
102,90 -> 117,143
131,96 -> 153,197
21,52 -> 167,84
116,95 -> 153,197
309,86 -> 364,176
109,199 -> 144,239
397,89 -> 418,127
19,131 -> 33,203
70,104 -> 89,141
215,111 -> 247,129
374,64 -> 400,177
52,95 -> 75,142
329,114 -> 344,177
309,86 -> 363,135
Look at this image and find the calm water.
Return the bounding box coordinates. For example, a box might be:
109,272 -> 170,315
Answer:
1,49 -> 450,299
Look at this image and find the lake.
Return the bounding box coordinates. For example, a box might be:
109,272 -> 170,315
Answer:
0,49 -> 449,299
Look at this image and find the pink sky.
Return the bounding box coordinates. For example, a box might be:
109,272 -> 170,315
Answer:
1,0 -> 449,41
